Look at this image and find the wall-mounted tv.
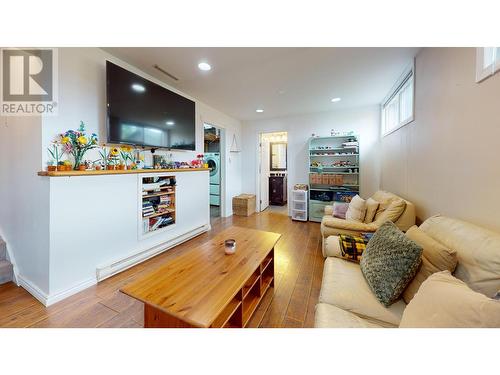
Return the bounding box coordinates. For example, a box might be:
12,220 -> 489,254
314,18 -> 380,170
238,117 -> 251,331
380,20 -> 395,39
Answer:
106,61 -> 196,150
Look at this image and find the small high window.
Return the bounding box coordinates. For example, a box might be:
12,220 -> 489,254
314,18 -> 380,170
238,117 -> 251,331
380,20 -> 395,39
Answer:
381,62 -> 415,136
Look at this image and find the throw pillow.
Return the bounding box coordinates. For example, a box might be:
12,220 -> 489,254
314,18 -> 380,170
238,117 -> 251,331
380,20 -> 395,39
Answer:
360,221 -> 423,307
402,226 -> 458,303
338,233 -> 372,263
332,202 -> 349,219
364,197 -> 380,223
400,271 -> 500,328
373,199 -> 406,226
345,195 -> 366,222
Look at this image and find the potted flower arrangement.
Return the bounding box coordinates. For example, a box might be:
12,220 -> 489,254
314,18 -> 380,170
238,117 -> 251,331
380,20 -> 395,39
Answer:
47,143 -> 61,171
59,121 -> 98,170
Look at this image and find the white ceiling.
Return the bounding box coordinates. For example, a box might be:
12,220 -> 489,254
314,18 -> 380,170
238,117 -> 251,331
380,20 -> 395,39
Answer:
103,47 -> 420,122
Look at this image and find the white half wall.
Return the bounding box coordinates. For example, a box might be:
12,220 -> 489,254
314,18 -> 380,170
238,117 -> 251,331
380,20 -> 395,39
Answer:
241,106 -> 381,213
380,47 -> 500,231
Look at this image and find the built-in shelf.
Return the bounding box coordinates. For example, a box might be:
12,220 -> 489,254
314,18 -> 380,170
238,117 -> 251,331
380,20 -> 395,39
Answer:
142,176 -> 176,236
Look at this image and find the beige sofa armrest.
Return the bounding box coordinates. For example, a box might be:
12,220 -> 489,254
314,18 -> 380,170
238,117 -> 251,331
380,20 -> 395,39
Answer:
322,216 -> 378,232
324,205 -> 334,216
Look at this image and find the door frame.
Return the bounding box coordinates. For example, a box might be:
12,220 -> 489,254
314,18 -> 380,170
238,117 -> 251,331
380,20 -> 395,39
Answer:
204,122 -> 225,217
256,131 -> 289,214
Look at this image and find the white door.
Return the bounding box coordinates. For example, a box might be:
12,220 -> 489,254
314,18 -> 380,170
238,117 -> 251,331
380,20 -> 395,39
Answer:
259,137 -> 270,211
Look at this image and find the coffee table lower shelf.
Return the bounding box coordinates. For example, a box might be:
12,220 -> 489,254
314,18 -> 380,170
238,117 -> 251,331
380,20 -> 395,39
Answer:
143,248 -> 275,328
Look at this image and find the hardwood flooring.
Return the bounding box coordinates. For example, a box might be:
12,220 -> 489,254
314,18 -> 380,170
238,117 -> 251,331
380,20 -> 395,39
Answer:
0,209 -> 323,328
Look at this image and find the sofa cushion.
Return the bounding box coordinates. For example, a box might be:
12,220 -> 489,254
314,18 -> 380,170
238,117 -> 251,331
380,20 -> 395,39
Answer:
373,199 -> 406,226
345,195 -> 366,222
360,221 -> 423,306
400,271 -> 500,328
364,198 -> 379,223
314,303 -> 383,328
402,225 -> 458,303
333,202 -> 349,219
372,191 -> 398,220
419,215 -> 500,298
319,257 -> 406,327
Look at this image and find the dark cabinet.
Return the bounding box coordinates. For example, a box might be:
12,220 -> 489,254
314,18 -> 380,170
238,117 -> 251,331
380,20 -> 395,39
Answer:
269,175 -> 287,206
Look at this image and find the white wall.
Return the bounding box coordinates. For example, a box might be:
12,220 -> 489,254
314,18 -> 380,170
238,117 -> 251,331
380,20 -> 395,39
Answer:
380,47 -> 500,231
40,48 -> 242,217
0,116 -> 51,293
241,106 -> 381,213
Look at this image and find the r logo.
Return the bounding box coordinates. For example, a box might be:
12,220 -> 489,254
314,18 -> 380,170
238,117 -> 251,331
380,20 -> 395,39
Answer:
2,49 -> 53,102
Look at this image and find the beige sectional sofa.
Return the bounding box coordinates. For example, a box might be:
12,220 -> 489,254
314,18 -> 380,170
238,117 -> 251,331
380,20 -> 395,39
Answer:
315,215 -> 500,328
320,191 -> 415,256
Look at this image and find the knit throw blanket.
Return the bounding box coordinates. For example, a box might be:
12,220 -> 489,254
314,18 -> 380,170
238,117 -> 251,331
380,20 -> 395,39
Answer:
338,233 -> 373,263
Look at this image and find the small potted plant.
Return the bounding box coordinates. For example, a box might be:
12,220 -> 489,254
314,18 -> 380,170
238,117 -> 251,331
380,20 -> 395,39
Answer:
108,147 -> 120,170
47,143 -> 61,171
119,146 -> 134,170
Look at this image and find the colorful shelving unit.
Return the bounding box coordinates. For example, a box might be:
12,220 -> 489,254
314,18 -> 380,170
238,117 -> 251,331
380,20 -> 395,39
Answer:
308,135 -> 360,222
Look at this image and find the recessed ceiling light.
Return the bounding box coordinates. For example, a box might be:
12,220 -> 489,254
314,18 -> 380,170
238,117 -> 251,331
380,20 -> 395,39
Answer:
131,83 -> 146,92
331,97 -> 341,103
256,109 -> 264,113
166,121 -> 175,125
198,62 -> 211,71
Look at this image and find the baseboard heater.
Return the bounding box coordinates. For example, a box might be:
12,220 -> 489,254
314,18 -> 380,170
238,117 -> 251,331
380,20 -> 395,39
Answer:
96,224 -> 210,282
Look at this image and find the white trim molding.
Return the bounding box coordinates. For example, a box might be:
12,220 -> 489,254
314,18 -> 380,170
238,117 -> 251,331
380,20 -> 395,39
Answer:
96,224 -> 210,282
476,47 -> 500,82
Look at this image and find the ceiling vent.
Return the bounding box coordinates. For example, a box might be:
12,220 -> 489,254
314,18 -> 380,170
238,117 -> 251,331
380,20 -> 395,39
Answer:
153,64 -> 179,81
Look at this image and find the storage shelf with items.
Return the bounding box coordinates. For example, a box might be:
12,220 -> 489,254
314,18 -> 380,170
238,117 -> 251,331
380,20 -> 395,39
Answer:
308,135 -> 360,222
141,175 -> 176,236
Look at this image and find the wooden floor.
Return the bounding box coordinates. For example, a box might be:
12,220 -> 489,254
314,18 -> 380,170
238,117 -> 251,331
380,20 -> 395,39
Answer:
0,210 -> 323,328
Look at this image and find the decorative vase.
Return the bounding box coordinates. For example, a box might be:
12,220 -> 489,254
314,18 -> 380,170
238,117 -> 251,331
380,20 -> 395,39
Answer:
78,165 -> 86,171
95,165 -> 102,171
107,165 -> 115,170
48,165 -> 56,172
56,165 -> 64,171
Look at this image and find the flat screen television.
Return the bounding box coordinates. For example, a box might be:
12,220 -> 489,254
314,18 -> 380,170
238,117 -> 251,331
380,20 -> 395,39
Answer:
106,61 -> 196,150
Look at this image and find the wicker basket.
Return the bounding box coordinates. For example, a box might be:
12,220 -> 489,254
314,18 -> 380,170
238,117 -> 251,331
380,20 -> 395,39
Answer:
233,194 -> 256,216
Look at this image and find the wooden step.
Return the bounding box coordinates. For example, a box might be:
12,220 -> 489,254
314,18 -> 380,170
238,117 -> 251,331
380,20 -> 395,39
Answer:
0,260 -> 13,285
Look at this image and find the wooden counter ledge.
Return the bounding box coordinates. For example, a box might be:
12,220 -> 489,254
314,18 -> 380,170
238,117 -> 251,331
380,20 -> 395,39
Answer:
38,168 -> 210,177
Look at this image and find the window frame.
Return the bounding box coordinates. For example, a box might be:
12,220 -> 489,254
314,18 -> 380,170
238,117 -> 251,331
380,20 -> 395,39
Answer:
476,47 -> 500,82
381,60 -> 415,137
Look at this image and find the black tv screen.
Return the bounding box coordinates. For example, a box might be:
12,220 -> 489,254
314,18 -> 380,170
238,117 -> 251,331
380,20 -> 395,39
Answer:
106,61 -> 196,150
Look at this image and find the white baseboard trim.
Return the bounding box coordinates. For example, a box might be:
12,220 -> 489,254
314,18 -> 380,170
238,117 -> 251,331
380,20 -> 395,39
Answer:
46,277 -> 97,306
96,224 -> 210,282
17,274 -> 49,306
17,224 -> 211,306
18,274 -> 97,307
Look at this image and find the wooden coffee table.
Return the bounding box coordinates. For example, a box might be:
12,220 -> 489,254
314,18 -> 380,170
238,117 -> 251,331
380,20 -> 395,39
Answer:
121,226 -> 281,328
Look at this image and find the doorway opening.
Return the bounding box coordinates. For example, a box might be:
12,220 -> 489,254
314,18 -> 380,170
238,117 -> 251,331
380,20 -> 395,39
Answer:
204,124 -> 224,219
258,132 -> 288,215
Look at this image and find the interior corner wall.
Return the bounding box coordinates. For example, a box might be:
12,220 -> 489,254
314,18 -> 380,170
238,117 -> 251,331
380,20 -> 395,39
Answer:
241,106 -> 381,213
41,48 -> 242,218
0,115 -> 50,294
380,47 -> 500,231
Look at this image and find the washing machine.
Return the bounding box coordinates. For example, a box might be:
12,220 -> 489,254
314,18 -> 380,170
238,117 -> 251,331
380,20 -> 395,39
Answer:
204,153 -> 221,206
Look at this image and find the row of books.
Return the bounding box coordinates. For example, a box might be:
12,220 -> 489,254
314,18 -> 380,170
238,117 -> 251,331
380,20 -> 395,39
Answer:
143,216 -> 175,233
142,200 -> 155,217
